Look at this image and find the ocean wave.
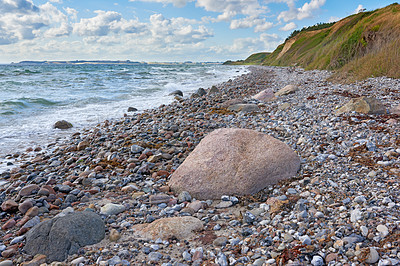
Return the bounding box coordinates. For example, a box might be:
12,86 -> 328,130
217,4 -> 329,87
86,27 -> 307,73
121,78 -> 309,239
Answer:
0,64 -> 248,158
0,98 -> 59,111
12,69 -> 42,76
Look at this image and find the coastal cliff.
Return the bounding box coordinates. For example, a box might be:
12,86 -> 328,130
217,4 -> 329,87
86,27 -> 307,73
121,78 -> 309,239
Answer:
226,3 -> 400,81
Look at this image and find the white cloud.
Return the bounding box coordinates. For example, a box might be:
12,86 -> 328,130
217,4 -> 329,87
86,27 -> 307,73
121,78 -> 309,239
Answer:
0,0 -> 39,13
0,0 -> 71,43
148,14 -> 213,44
73,10 -> 122,36
354,4 -> 365,14
196,0 -> 266,21
210,33 -> 281,56
64,7 -> 78,21
280,22 -> 297,31
278,0 -> 326,22
230,16 -> 273,32
129,0 -> 192,8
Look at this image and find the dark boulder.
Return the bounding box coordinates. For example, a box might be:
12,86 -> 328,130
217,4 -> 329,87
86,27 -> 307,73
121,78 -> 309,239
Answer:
169,90 -> 183,97
24,211 -> 105,262
54,120 -> 73,129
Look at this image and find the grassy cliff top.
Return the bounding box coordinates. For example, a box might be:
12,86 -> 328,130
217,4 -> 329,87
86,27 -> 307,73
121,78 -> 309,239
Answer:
229,3 -> 400,81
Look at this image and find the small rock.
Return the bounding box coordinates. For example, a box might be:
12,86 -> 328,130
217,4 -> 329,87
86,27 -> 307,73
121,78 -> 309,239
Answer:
1,199 -> 18,212
169,90 -> 183,97
0,260 -> 13,266
253,258 -> 266,266
213,236 -> 228,246
178,191 -> 192,203
77,141 -> 89,151
216,252 -> 228,266
208,85 -> 219,95
1,248 -> 16,258
109,229 -> 121,242
354,195 -> 367,204
148,252 -> 163,263
2,218 -> 16,230
187,200 -> 204,212
350,209 -> 362,223
326,253 -> 338,263
54,120 -> 73,129
365,247 -> 380,264
275,84 -> 298,96
100,203 -> 126,216
377,224 -> 389,238
10,235 -> 25,245
132,216 -> 203,240
182,251 -> 191,261
22,216 -> 41,229
71,256 -> 85,265
215,201 -> 233,209
127,107 -> 138,112
311,255 -> 324,266
360,225 -> 369,237
18,184 -> 40,197
107,256 -> 122,265
19,200 -> 34,215
195,88 -> 206,97
130,145 -> 144,154
149,194 -> 171,205
299,235 -> 312,245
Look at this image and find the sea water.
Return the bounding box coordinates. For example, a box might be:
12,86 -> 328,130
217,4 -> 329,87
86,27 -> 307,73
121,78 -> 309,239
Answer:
0,63 -> 248,161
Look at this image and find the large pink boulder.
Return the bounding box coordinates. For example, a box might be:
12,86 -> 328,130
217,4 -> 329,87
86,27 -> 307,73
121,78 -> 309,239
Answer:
169,128 -> 300,199
252,89 -> 276,102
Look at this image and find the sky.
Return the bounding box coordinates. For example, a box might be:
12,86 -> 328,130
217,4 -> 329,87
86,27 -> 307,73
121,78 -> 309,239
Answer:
0,0 -> 396,63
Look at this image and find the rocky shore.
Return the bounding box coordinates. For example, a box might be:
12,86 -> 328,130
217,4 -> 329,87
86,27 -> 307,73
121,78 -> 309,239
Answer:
0,66 -> 399,265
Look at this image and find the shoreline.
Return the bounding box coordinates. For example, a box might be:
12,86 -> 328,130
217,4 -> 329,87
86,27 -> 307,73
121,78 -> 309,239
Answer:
0,64 -> 249,172
0,66 -> 399,265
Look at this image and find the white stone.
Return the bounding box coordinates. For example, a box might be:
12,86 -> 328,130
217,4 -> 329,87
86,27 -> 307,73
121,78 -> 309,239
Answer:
377,224 -> 389,238
365,248 -> 380,264
100,203 -> 126,216
350,209 -> 362,223
300,235 -> 312,245
360,225 -> 369,237
71,257 -> 85,265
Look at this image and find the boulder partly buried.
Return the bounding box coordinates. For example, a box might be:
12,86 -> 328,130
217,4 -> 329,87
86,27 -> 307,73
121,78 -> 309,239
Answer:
132,217 -> 203,240
169,128 -> 300,199
252,89 -> 276,102
275,84 -> 298,96
24,211 -> 105,262
336,96 -> 386,115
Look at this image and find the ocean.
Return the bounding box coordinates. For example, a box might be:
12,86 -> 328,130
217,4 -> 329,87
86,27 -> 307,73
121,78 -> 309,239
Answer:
0,63 -> 248,162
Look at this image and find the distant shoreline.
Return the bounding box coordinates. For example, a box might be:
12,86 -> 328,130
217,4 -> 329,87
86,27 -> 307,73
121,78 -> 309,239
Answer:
10,60 -> 222,66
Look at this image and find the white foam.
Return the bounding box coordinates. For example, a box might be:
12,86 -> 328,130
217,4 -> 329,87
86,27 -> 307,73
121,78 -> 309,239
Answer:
0,64 -> 248,160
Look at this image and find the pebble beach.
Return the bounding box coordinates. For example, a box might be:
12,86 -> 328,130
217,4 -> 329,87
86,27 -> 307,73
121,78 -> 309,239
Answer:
0,66 -> 399,265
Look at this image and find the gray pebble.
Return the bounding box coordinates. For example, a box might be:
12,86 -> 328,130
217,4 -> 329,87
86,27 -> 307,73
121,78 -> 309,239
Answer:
148,252 -> 163,263
311,255 -> 324,266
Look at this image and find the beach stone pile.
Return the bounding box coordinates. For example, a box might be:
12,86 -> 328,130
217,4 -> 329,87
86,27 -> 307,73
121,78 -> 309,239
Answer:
0,66 -> 399,265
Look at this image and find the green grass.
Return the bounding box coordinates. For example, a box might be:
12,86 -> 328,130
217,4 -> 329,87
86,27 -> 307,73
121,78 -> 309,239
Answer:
233,3 -> 400,81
